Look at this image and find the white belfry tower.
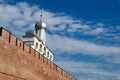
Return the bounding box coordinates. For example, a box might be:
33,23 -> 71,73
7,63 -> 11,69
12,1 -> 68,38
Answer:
35,13 -> 46,44
22,12 -> 53,61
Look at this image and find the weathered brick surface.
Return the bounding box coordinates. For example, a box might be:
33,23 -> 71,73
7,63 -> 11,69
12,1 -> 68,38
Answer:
0,72 -> 25,80
0,27 -> 76,80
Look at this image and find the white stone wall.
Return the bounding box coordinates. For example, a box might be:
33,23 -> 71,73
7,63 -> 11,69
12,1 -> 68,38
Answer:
33,36 -> 53,61
23,36 -> 53,61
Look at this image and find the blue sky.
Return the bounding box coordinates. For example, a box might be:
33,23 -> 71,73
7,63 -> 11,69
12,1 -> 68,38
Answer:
0,0 -> 120,80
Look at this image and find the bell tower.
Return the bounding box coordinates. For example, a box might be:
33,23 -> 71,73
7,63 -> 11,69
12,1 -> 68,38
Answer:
35,12 -> 47,44
23,12 -> 53,61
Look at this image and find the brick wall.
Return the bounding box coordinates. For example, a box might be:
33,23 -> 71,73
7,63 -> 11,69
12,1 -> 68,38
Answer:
0,27 -> 76,80
0,72 -> 25,80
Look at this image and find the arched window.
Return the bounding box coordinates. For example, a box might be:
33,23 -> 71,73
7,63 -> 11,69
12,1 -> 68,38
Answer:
47,52 -> 49,58
43,47 -> 46,56
35,42 -> 38,49
50,55 -> 52,61
39,44 -> 42,52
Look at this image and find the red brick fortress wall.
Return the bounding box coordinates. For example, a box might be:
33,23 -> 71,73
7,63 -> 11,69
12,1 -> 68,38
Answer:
0,27 -> 76,80
0,72 -> 25,80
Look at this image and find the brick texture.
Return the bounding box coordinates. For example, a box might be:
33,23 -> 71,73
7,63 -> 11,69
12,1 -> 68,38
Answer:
0,27 -> 76,80
0,72 -> 25,80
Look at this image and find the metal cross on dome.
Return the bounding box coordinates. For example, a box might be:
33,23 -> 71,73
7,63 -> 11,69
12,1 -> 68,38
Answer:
40,10 -> 43,22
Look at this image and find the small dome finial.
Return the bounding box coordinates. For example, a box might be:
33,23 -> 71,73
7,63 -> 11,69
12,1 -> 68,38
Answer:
35,10 -> 47,29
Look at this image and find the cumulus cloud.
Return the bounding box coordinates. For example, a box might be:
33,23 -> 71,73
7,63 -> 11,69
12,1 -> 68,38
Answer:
13,20 -> 27,27
0,2 -> 38,36
0,2 -> 118,37
68,24 -> 90,32
84,28 -> 104,35
47,34 -> 120,55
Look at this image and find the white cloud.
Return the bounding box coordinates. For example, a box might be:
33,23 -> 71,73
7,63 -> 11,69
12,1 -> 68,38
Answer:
0,0 -> 3,2
0,2 -> 120,80
17,2 -> 39,22
0,0 -> 13,3
84,28 -> 104,35
0,2 -> 112,37
13,20 -> 26,27
96,23 -> 105,27
55,61 -> 120,80
44,12 -> 75,31
0,2 -> 120,56
0,4 -> 22,27
47,34 -> 120,55
47,24 -> 67,31
68,24 -> 90,32
116,26 -> 120,30
0,2 -> 39,36
106,55 -> 120,64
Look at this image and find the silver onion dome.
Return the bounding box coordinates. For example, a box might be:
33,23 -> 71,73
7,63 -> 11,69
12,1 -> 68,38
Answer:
35,21 -> 47,29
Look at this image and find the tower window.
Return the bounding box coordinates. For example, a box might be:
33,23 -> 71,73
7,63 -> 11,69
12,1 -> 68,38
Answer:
43,47 -> 46,56
47,52 -> 49,58
39,44 -> 42,52
50,55 -> 52,61
35,42 -> 38,49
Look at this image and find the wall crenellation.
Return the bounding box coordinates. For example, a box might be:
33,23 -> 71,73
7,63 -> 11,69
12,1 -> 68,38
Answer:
0,27 -> 76,80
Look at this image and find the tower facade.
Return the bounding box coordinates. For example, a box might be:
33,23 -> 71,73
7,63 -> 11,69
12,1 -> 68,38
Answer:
22,15 -> 53,61
35,20 -> 46,44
